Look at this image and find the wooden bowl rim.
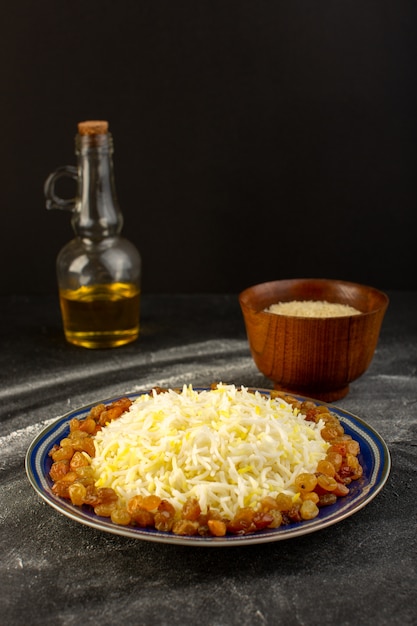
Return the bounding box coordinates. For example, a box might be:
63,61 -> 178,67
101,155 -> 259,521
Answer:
239,278 -> 389,319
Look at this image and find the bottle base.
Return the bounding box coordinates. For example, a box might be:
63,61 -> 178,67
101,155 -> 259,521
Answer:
64,329 -> 139,349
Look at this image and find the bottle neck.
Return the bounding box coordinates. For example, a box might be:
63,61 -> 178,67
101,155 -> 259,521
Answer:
72,132 -> 123,239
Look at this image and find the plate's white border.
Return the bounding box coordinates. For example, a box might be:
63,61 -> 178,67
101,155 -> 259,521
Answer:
25,389 -> 391,547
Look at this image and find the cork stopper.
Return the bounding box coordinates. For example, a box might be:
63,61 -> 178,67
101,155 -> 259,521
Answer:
77,120 -> 109,135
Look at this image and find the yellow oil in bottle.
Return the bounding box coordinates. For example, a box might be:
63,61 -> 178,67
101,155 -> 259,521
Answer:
59,282 -> 140,348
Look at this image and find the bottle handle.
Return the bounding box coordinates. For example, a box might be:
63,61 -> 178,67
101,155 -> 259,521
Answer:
44,165 -> 78,211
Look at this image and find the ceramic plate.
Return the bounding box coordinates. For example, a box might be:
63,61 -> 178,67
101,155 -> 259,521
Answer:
25,388 -> 391,547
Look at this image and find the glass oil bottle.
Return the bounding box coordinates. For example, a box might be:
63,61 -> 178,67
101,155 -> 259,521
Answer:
44,120 -> 141,348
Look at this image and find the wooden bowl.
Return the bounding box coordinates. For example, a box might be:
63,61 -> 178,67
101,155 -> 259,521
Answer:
239,278 -> 389,402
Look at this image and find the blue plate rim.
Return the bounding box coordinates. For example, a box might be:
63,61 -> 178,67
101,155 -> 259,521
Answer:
25,387 -> 391,547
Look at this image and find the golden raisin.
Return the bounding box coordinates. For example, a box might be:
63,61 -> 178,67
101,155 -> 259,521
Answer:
345,439 -> 360,456
316,460 -> 336,477
97,488 -> 118,504
317,473 -> 338,492
267,509 -> 283,528
275,493 -> 293,511
51,445 -> 74,462
94,502 -> 117,517
154,509 -> 175,532
325,450 -> 343,472
111,508 -> 132,526
295,473 -> 318,493
182,498 -> 201,521
300,499 -> 319,520
259,496 -> 279,512
141,495 -> 162,512
79,418 -> 97,434
49,459 -> 70,482
69,418 -> 81,432
127,495 -> 144,514
172,519 -> 199,536
318,493 -> 337,507
68,482 -> 87,506
301,491 -> 320,504
228,508 -> 257,534
131,508 -> 155,527
333,483 -> 350,497
69,451 -> 90,471
208,519 -> 227,536
321,424 -> 345,441
253,511 -> 275,530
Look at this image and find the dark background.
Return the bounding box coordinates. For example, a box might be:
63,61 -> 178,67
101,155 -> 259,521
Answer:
1,1 -> 416,296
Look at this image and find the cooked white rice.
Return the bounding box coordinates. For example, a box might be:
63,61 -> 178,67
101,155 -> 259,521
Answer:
91,384 -> 329,519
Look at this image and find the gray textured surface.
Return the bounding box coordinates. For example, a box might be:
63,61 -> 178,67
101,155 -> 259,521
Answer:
1,292 -> 416,626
